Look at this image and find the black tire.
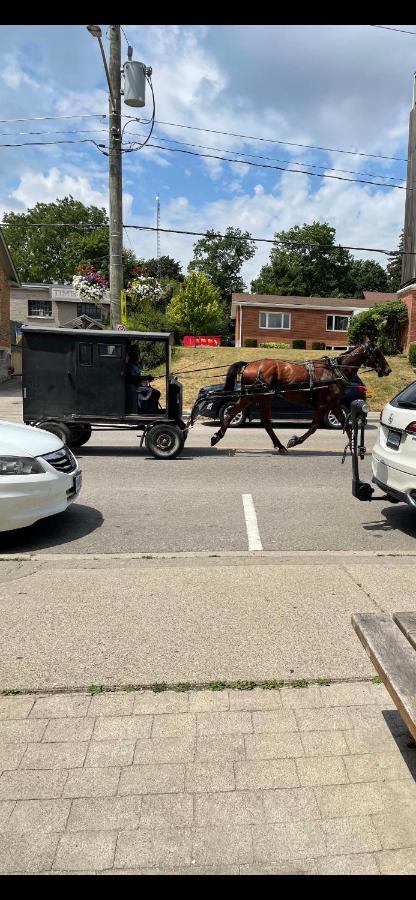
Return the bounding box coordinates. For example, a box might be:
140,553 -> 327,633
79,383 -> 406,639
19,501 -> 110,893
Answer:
386,493 -> 400,504
145,423 -> 185,459
220,403 -> 247,429
323,406 -> 348,430
67,424 -> 92,448
36,421 -> 72,444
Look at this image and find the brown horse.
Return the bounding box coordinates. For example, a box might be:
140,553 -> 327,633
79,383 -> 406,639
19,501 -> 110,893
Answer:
209,342 -> 391,452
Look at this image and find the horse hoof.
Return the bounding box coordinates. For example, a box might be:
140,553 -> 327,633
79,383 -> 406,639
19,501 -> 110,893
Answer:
211,434 -> 220,447
286,436 -> 298,449
277,446 -> 289,455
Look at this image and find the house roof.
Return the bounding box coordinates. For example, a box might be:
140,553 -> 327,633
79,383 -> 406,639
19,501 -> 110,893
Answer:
0,228 -> 20,285
362,291 -> 397,303
62,314 -> 104,330
230,291 -> 397,318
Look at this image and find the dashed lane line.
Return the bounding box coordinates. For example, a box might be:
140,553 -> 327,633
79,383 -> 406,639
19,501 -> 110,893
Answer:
242,493 -> 263,551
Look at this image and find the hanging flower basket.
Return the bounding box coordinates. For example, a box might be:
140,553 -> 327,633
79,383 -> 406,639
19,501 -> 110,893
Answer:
127,275 -> 164,305
72,266 -> 109,304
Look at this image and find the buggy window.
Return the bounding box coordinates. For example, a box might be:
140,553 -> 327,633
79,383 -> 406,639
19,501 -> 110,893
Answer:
98,344 -> 122,358
79,343 -> 93,366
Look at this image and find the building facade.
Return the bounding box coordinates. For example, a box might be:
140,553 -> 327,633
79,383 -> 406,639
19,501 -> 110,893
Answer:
231,291 -> 404,350
10,283 -> 110,329
0,229 -> 20,382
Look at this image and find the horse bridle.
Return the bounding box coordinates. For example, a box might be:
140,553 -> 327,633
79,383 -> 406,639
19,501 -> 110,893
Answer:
362,342 -> 385,375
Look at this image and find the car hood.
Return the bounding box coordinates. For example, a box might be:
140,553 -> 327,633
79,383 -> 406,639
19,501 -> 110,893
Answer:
0,421 -> 64,457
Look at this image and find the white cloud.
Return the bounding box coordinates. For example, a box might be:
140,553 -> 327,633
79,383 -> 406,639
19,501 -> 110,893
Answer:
10,166 -> 133,220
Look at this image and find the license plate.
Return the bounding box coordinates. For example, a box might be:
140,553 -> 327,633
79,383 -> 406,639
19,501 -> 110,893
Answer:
386,429 -> 401,450
73,472 -> 82,493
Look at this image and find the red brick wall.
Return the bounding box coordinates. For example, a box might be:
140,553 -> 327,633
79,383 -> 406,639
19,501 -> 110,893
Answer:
0,267 -> 10,350
400,290 -> 416,350
236,305 -> 352,349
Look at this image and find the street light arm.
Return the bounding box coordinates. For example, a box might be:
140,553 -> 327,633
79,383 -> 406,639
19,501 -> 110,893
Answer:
97,35 -> 117,112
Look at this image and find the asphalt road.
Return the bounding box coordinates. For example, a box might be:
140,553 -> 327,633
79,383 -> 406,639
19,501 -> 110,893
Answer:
1,379 -> 416,554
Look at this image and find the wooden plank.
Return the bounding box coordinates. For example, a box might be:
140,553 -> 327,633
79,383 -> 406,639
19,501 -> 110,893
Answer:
394,612 -> 416,652
352,613 -> 416,742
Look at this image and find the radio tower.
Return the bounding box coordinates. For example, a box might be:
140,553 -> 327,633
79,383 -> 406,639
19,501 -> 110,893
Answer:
156,194 -> 161,281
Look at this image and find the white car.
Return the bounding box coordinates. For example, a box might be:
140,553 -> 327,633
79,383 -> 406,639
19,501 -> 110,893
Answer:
372,380 -> 416,511
0,421 -> 82,533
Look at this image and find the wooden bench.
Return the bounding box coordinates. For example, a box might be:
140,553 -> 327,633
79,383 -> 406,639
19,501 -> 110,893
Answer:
352,612 -> 416,743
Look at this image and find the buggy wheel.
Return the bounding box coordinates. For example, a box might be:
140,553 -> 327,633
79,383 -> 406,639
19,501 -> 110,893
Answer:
67,424 -> 92,448
36,421 -> 72,444
145,423 -> 184,459
323,406 -> 347,430
220,403 -> 247,428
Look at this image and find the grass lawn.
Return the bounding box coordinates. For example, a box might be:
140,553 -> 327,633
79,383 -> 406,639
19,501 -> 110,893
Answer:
157,346 -> 416,412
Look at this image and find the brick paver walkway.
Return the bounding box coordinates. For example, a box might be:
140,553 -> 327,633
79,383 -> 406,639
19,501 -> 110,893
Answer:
0,682 -> 415,874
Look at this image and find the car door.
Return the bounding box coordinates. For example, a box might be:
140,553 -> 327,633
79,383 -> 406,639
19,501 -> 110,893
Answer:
75,340 -> 126,417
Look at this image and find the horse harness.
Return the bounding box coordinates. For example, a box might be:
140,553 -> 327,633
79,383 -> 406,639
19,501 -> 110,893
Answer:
243,356 -> 351,401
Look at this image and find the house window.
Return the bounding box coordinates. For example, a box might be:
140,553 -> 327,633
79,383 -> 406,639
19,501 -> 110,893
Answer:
326,314 -> 350,332
259,311 -> 291,329
28,299 -> 52,318
77,302 -> 102,319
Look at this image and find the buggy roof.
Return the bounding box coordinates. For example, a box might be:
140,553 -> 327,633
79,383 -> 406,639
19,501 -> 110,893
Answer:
22,325 -> 174,344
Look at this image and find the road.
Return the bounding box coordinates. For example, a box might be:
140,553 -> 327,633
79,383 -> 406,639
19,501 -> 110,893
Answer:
1,378 -> 416,554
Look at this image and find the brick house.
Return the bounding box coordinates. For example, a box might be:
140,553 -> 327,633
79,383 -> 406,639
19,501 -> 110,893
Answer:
0,228 -> 20,382
231,290 -> 416,350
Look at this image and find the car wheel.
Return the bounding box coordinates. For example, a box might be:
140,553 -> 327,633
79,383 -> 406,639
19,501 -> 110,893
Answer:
220,403 -> 247,428
67,424 -> 92,448
323,406 -> 348,430
145,423 -> 184,459
36,421 -> 72,444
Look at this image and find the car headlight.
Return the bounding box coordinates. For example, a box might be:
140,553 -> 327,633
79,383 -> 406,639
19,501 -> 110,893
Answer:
0,456 -> 45,476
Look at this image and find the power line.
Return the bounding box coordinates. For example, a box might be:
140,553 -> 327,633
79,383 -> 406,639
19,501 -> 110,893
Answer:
370,24 -> 416,37
0,138 -> 107,153
0,114 -> 106,124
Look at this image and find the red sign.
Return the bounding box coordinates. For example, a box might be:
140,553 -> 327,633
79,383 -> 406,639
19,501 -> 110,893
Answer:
182,336 -> 221,347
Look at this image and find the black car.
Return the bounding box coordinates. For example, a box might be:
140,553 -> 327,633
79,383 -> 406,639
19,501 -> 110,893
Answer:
194,374 -> 367,430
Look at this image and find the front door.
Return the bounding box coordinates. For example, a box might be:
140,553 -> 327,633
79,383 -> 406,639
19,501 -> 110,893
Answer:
75,340 -> 126,417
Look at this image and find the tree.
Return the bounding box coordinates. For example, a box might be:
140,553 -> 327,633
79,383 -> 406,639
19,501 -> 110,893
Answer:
347,300 -> 408,354
349,259 -> 388,295
188,226 -> 256,309
2,196 -> 139,286
136,256 -> 183,281
166,272 -> 225,335
386,230 -> 404,293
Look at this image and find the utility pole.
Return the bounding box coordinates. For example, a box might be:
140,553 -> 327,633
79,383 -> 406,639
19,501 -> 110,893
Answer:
156,194 -> 161,280
402,73 -> 416,286
108,25 -> 123,327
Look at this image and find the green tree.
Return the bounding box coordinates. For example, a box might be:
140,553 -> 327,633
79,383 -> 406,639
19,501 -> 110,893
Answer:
166,272 -> 225,336
136,256 -> 183,281
188,226 -> 256,309
2,196 -> 139,286
347,300 -> 408,354
386,230 -> 403,292
349,258 -> 388,295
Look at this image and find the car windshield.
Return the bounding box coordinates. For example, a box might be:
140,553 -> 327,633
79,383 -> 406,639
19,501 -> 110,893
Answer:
390,381 -> 416,409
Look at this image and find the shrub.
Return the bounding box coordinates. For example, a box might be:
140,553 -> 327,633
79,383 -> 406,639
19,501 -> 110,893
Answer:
243,338 -> 257,347
409,343 -> 416,367
292,339 -> 306,349
347,300 -> 408,355
312,341 -> 325,350
259,341 -> 290,349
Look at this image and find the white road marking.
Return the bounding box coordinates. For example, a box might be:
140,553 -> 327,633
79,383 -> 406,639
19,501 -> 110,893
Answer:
242,493 -> 263,551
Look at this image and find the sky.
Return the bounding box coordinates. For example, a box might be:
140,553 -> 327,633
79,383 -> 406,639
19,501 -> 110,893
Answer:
0,23 -> 415,288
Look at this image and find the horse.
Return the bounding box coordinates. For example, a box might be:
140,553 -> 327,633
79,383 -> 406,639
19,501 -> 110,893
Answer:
209,341 -> 391,452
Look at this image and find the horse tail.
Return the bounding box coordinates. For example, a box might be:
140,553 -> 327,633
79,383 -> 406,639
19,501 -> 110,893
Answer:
224,361 -> 248,392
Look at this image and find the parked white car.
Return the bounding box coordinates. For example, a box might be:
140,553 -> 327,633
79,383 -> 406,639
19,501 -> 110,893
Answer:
0,421 -> 82,533
372,380 -> 416,511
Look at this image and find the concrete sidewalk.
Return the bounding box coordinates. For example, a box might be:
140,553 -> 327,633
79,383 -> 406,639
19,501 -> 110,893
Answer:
0,682 -> 415,874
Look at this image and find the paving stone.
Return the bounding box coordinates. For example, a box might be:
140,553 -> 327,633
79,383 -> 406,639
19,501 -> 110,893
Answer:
54,831 -> 116,871
192,826 -> 252,866
0,697 -> 34,720
315,782 -> 384,818
68,796 -> 142,831
133,691 -> 189,715
93,715 -> 152,742
195,791 -> 264,826
196,734 -> 245,761
296,756 -> 348,787
322,816 -> 382,854
42,718 -> 94,743
252,821 -> 325,862
229,689 -> 283,711
240,861 -> 319,874
0,832 -> 59,873
346,705 -> 402,733
344,752 -> 414,783
0,741 -> 26,771
108,865 -> 240,875
197,711 -> 253,735
30,695 -> 90,719
140,794 -> 194,827
345,727 -> 399,755
0,770 -> 69,800
63,767 -> 120,798
245,732 -> 304,760
115,827 -> 192,868
185,762 -> 235,792
0,719 -> 47,743
21,741 -> 88,770
371,808 -> 416,849
377,848 -> 416,875
119,764 -> 185,795
320,683 -> 375,707
280,686 -> 323,709
252,710 -> 297,733
134,736 -> 195,764
262,788 -> 320,823
295,708 -> 353,731
189,691 -> 229,712
317,853 -> 380,875
151,713 -> 196,739
7,799 -> 71,833
379,779 -> 416,809
235,759 -> 299,790
0,801 -> 15,830
88,693 -> 134,717
370,683 -> 397,706
301,731 -> 349,756
85,741 -> 135,768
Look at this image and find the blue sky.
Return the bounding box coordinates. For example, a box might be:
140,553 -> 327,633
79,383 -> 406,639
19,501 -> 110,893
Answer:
0,24 -> 414,286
